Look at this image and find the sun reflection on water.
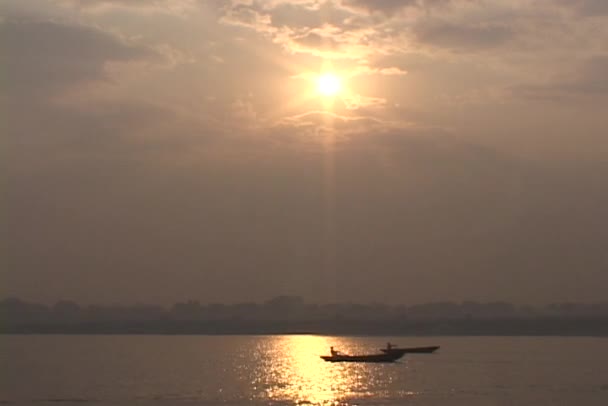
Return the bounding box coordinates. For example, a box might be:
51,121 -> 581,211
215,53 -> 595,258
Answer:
250,335 -> 378,405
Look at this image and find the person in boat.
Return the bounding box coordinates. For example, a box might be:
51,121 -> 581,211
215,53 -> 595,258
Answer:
386,342 -> 394,350
330,346 -> 338,356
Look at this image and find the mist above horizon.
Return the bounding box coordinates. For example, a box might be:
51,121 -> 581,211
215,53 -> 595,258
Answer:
2,0 -> 608,306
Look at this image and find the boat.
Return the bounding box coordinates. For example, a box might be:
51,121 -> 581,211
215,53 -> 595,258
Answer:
380,345 -> 440,355
320,351 -> 404,363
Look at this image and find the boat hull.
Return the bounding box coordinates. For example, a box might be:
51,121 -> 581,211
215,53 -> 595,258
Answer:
381,346 -> 440,355
321,352 -> 403,363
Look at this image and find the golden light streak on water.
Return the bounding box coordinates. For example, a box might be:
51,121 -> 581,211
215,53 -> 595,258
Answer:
253,336 -> 375,405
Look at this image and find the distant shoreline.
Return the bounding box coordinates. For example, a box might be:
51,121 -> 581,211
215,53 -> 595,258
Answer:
2,318 -> 607,336
2,333 -> 607,337
4,297 -> 607,336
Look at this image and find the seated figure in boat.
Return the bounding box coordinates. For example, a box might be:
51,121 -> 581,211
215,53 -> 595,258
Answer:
386,342 -> 394,350
330,346 -> 338,356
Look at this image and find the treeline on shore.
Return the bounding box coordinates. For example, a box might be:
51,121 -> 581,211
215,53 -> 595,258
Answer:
2,296 -> 607,335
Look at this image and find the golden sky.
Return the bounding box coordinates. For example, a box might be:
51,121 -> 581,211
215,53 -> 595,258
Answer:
2,0 -> 608,304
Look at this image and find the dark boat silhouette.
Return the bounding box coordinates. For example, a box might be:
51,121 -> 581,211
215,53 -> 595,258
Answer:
380,344 -> 440,355
320,350 -> 404,363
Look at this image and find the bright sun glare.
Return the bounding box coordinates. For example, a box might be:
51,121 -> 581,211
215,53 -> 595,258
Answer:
317,73 -> 341,97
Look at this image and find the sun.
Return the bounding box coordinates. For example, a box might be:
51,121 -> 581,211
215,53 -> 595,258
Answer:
317,73 -> 342,97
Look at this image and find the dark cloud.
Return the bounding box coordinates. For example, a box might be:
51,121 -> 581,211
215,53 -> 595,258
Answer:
58,0 -> 194,12
341,0 -> 454,15
556,56 -> 608,96
342,0 -> 418,14
1,20 -> 158,98
553,0 -> 608,16
413,20 -> 513,50
512,56 -> 608,100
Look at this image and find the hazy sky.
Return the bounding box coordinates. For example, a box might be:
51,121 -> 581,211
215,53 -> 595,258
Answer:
2,0 -> 607,305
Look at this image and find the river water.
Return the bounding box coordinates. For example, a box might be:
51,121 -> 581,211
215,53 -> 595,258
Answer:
1,335 -> 607,405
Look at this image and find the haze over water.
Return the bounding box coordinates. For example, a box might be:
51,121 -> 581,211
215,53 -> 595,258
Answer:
2,335 -> 607,406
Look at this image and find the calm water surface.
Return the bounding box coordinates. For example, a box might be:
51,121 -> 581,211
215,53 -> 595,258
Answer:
1,335 -> 607,405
